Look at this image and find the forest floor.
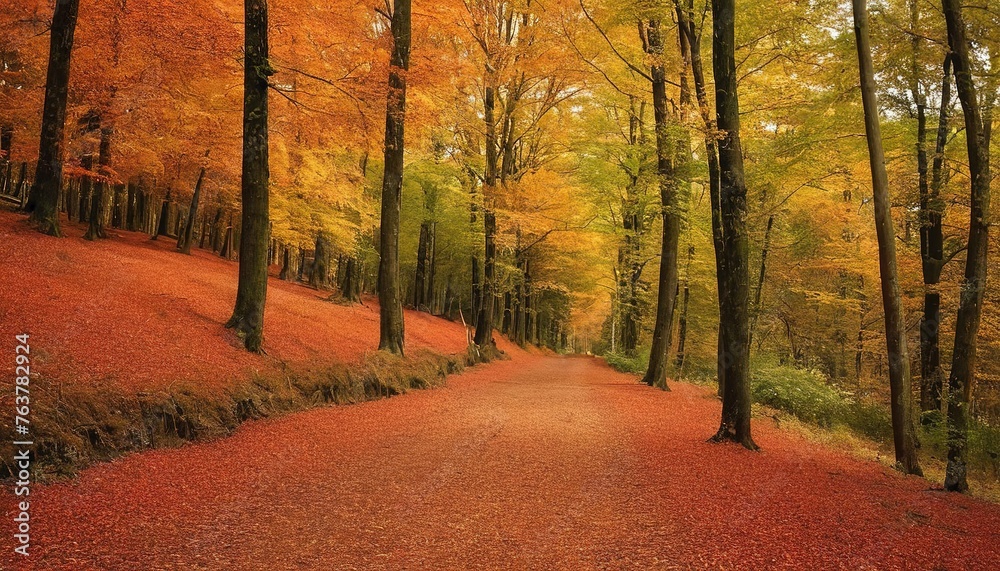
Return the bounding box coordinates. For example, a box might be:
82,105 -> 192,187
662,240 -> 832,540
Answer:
1,355 -> 997,570
0,208 -> 514,395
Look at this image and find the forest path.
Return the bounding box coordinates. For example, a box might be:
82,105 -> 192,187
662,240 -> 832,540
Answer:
5,355 -> 1000,570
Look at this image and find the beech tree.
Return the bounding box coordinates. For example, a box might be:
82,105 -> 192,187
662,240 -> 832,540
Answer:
851,0 -> 922,475
25,0 -> 80,236
941,0 -> 991,493
640,18 -> 681,391
226,0 -> 272,353
377,0 -> 412,356
710,0 -> 755,449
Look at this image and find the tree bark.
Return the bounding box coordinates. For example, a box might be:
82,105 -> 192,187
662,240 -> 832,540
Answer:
226,0 -> 272,353
852,0 -> 922,475
84,126 -> 112,240
677,1 -> 726,398
641,19 -> 681,391
26,0 -> 80,236
920,55 -> 952,415
310,232 -> 331,288
710,0 -> 756,449
675,245 -> 695,371
414,222 -> 429,308
179,160 -> 207,254
942,0 -> 991,493
750,214 -> 774,339
376,0 -> 411,356
153,190 -> 171,239
474,80 -> 499,348
0,125 -> 12,196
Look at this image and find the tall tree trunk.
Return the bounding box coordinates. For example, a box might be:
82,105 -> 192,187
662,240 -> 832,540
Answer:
852,0 -> 922,475
921,55 -> 952,415
25,0 -> 79,237
678,1 -> 726,398
474,80 -> 499,347
179,160 -> 207,254
710,0 -> 756,449
641,19 -> 681,391
84,126 -> 112,240
279,246 -> 291,280
376,0 -> 411,356
942,0 -> 991,493
226,0 -> 272,353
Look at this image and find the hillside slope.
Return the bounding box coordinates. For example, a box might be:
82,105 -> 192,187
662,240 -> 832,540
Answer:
0,209 -> 510,394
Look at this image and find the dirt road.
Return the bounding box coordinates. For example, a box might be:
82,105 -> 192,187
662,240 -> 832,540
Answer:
4,355 -> 999,570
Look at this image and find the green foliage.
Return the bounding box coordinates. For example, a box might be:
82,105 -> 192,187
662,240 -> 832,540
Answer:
750,363 -> 893,442
604,349 -> 649,374
752,365 -> 846,427
969,422 -> 1000,478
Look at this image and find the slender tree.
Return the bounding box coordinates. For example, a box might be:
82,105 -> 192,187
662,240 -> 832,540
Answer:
25,0 -> 80,236
376,0 -> 411,355
226,0 -> 272,353
640,18 -> 681,390
942,0 -> 991,493
677,1 -> 726,398
710,0 -> 755,449
920,54 -> 952,414
851,0 -> 922,475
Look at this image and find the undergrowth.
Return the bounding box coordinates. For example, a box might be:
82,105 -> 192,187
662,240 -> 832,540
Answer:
0,345 -> 503,481
605,350 -> 999,484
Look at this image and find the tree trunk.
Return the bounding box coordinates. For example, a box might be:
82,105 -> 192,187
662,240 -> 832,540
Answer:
153,190 -> 171,239
413,221 -> 429,308
310,232 -> 331,288
225,0 -> 272,353
942,0 -> 991,493
921,55 -> 952,415
84,126 -> 111,241
710,0 -> 756,449
0,125 -> 12,196
278,246 -> 291,280
474,209 -> 497,346
79,154 -> 94,225
426,221 -> 437,312
26,0 -> 79,237
641,19 -> 681,391
179,161 -> 207,254
678,1 -> 726,398
125,180 -> 137,230
15,162 -> 28,205
750,214 -> 773,339
852,0 -> 922,475
342,257 -> 362,302
474,79 -> 500,347
675,246 -> 694,371
376,0 -> 411,356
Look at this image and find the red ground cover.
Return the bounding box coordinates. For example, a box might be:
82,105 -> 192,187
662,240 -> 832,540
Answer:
0,209 -> 511,393
2,356 -> 997,569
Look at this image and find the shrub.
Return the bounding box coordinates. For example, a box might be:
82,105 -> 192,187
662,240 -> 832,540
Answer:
604,350 -> 649,375
751,365 -> 846,427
